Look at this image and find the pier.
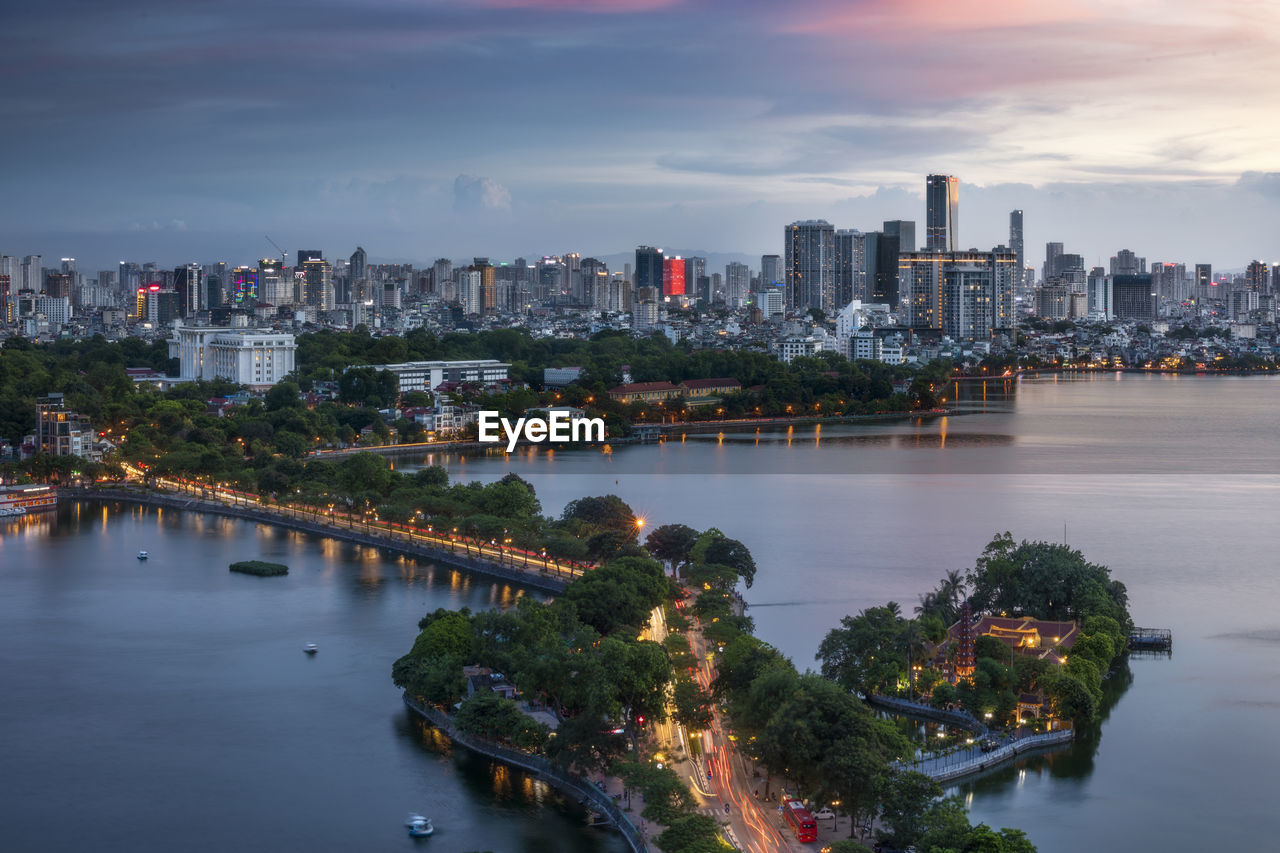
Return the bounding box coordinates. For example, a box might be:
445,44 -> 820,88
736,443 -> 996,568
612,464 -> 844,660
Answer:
1128,627 -> 1173,653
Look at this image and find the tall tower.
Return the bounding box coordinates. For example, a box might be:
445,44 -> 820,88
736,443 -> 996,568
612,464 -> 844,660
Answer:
955,600 -> 976,682
925,175 -> 959,251
635,246 -> 664,295
1009,210 -> 1024,292
784,220 -> 835,313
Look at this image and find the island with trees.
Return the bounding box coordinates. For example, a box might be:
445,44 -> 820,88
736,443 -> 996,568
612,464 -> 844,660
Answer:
394,507 -> 1049,853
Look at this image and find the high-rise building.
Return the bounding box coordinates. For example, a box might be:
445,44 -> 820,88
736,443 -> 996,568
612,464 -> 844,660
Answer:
301,258 -> 333,311
683,257 -> 706,296
1111,274 -> 1156,321
1043,242 -> 1063,282
350,247 -> 367,283
458,269 -> 482,313
1109,249 -> 1145,276
873,220 -> 915,309
431,259 -> 453,299
297,250 -> 322,268
725,262 -> 749,307
635,246 -> 664,295
1009,210 -> 1025,291
662,256 -> 686,299
898,248 -> 1017,340
0,255 -> 18,295
44,272 -> 73,301
22,255 -> 42,292
258,259 -> 283,306
925,175 -> 958,251
1194,264 -> 1213,303
231,265 -> 258,306
1245,260 -> 1270,293
759,255 -> 783,292
472,258 -> 496,312
785,220 -> 835,313
834,229 -> 866,306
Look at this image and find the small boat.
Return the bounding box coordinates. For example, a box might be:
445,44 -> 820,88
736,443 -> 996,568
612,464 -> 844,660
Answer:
405,815 -> 434,837
0,506 -> 26,518
304,643 -> 318,655
137,550 -> 149,560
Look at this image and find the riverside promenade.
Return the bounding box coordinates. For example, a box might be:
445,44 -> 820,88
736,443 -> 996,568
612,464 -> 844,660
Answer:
870,695 -> 1074,784
402,694 -> 648,853
60,485 -> 580,594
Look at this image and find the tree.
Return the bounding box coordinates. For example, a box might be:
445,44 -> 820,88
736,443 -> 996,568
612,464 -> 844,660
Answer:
645,523 -> 701,574
562,557 -> 668,636
672,678 -> 715,731
561,494 -> 638,535
653,815 -> 733,853
879,771 -> 943,848
817,604 -> 909,696
263,381 -> 303,411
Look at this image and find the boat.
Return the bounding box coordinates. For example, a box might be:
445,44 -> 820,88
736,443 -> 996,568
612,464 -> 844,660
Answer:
405,815 -> 434,837
137,550 -> 149,560
304,643 -> 318,654
0,506 -> 26,518
0,485 -> 56,514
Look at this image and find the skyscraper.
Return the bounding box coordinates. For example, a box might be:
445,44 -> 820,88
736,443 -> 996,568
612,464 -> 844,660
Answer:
1110,249 -> 1145,276
1043,242 -> 1063,282
725,262 -> 749,307
297,250 -> 322,268
925,175 -> 958,251
834,229 -> 866,306
301,257 -> 333,311
759,255 -> 783,292
784,220 -> 835,313
1009,210 -> 1025,291
174,263 -> 203,316
1193,264 -> 1212,303
259,259 -> 283,306
873,220 -> 914,308
662,257 -> 686,299
635,246 -> 664,295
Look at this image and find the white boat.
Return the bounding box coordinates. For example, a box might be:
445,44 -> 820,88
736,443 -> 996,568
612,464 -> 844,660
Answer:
406,815 -> 434,837
0,506 -> 26,518
137,550 -> 149,560
304,643 -> 318,654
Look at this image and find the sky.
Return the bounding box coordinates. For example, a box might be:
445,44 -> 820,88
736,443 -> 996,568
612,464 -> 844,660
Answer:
3,0 -> 1280,273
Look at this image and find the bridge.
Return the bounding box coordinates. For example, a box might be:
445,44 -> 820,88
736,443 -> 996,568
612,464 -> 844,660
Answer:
60,485 -> 583,593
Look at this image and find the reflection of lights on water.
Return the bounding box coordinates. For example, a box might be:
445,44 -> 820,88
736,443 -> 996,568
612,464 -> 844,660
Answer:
1017,768 -> 1026,787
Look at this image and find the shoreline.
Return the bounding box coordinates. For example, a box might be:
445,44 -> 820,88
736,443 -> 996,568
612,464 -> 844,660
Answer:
58,489 -> 571,594
402,693 -> 648,853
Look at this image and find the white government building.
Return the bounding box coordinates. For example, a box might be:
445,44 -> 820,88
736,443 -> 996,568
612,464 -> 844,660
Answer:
169,326 -> 297,388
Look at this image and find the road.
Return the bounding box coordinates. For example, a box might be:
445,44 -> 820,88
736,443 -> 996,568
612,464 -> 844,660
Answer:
645,602 -> 801,853
118,468 -> 584,582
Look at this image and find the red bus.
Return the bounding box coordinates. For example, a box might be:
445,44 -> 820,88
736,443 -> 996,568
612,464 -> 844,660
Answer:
782,799 -> 817,842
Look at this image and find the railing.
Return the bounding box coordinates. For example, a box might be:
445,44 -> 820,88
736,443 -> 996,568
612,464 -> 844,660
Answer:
921,729 -> 1074,783
60,487 -> 574,593
873,694 -> 1074,783
869,694 -> 988,736
402,694 -> 648,853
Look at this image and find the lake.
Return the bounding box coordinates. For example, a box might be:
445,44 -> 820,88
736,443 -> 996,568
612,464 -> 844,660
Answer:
5,372 -> 1279,851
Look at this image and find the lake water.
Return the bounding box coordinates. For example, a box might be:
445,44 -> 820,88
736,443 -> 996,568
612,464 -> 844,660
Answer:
0,505 -> 627,853
4,373 -> 1280,851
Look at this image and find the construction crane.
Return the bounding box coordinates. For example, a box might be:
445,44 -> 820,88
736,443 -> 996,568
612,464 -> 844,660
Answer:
265,235 -> 287,267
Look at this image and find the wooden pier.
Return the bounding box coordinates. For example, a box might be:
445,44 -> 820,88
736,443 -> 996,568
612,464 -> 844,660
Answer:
1128,627 -> 1172,652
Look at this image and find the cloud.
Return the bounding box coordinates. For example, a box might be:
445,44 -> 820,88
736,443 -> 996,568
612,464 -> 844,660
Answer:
452,175 -> 512,212
1237,172 -> 1280,199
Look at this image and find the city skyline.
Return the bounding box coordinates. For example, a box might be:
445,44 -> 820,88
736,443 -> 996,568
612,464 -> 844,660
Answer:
5,1 -> 1280,270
